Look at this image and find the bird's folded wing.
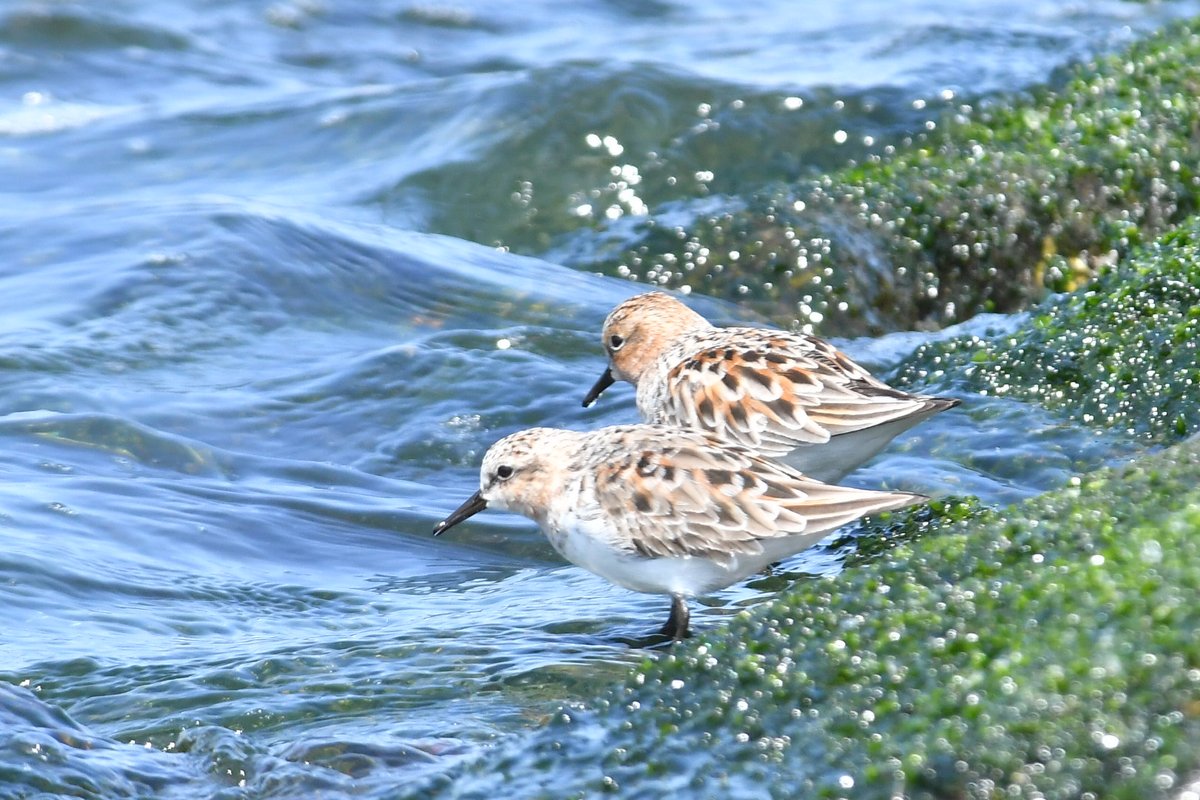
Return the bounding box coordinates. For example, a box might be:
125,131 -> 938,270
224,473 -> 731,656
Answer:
661,328 -> 939,455
590,428 -> 923,567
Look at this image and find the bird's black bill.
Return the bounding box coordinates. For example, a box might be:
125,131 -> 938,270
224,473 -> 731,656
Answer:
581,368 -> 616,408
432,491 -> 487,536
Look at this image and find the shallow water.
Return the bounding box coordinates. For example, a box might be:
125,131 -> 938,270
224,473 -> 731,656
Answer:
0,1 -> 1189,796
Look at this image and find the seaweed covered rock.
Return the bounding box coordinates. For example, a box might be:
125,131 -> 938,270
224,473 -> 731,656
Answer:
895,218 -> 1200,443
432,441 -> 1200,800
572,19 -> 1200,335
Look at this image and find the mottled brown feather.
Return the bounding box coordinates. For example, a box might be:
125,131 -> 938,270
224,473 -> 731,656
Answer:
662,328 -> 945,455
584,427 -> 920,566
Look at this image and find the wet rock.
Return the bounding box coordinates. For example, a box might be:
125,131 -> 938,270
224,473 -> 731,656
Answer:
896,217 -> 1200,443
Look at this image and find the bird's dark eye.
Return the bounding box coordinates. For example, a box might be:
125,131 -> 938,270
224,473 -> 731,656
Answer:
496,465 -> 514,480
609,334 -> 625,351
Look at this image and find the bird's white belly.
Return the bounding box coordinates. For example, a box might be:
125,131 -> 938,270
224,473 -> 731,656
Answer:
549,520 -> 776,598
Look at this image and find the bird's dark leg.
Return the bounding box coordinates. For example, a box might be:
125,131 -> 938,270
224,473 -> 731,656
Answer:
659,594 -> 691,640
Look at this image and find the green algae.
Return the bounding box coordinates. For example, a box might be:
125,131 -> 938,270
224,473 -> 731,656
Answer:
577,18 -> 1200,335
895,217 -> 1200,443
434,442 -> 1200,800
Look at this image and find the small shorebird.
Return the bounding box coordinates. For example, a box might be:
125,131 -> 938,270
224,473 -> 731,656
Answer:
432,424 -> 924,639
582,292 -> 959,483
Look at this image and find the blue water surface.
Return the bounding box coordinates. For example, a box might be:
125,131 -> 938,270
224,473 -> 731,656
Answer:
0,1 -> 1188,796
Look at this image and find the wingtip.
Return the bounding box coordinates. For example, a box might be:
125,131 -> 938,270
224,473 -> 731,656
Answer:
886,491 -> 929,511
930,396 -> 962,411
870,490 -> 928,514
